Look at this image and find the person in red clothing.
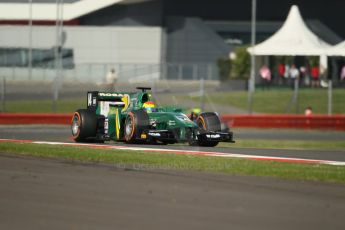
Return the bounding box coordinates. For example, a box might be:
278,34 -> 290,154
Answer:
277,63 -> 285,85
311,66 -> 319,87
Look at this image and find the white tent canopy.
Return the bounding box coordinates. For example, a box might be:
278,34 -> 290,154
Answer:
327,40 -> 345,56
248,5 -> 331,56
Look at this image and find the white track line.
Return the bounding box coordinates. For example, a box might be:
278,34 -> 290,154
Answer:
1,139 -> 345,166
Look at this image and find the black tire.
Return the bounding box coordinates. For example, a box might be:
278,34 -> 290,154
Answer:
124,110 -> 150,143
197,112 -> 221,132
195,112 -> 221,147
71,109 -> 97,142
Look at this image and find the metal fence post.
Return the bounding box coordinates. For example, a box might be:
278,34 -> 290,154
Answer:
12,67 -> 15,80
248,0 -> 257,114
150,63 -> 153,80
134,63 -> 138,79
294,78 -> 299,114
160,63 -> 165,80
178,64 -> 182,80
193,64 -> 197,80
28,0 -> 33,81
1,77 -> 6,112
89,64 -> 92,81
43,68 -> 46,81
103,64 -> 107,83
74,65 -> 77,81
200,78 -> 205,111
208,64 -> 212,80
328,80 -> 332,115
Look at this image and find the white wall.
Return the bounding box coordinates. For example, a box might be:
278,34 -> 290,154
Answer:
0,25 -> 162,65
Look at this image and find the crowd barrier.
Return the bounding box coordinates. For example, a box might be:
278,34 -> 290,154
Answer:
0,113 -> 71,125
0,113 -> 345,130
222,115 -> 345,131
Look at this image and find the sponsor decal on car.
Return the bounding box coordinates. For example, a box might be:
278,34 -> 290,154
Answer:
148,132 -> 161,137
99,93 -> 129,97
168,120 -> 176,126
206,134 -> 221,139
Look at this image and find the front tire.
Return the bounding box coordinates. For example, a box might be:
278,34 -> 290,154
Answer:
124,110 -> 150,143
195,112 -> 221,147
71,109 -> 97,142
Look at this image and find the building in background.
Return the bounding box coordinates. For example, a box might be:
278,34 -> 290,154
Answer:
0,0 -> 343,81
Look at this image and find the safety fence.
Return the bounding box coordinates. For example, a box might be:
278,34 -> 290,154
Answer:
1,113 -> 344,130
0,63 -> 220,83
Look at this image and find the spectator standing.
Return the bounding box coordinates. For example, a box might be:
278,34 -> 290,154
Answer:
277,63 -> 285,85
284,64 -> 290,78
311,66 -> 319,87
299,66 -> 310,86
340,65 -> 345,81
105,68 -> 118,91
284,64 -> 290,86
305,106 -> 313,116
259,65 -> 271,90
289,64 -> 300,88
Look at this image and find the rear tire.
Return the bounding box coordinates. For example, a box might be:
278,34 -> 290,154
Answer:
124,110 -> 150,143
195,112 -> 221,147
71,109 -> 97,142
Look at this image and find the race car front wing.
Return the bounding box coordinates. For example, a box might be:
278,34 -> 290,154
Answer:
141,129 -> 235,144
197,131 -> 235,143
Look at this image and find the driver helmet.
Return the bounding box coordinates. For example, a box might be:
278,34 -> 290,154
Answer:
142,101 -> 156,113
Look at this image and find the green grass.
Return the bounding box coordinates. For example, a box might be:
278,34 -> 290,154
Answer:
4,98 -> 85,113
1,142 -> 345,183
220,139 -> 345,151
4,88 -> 345,114
187,88 -> 345,114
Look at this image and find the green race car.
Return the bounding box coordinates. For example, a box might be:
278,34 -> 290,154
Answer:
71,87 -> 234,147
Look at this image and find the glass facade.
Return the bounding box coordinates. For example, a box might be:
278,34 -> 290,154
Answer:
0,48 -> 74,68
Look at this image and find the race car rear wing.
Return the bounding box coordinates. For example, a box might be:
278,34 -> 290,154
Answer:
87,91 -> 128,111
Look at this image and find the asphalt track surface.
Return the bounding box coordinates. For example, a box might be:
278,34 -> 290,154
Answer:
1,125 -> 345,229
1,154 -> 345,230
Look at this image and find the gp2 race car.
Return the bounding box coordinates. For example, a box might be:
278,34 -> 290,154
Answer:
71,87 -> 234,147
